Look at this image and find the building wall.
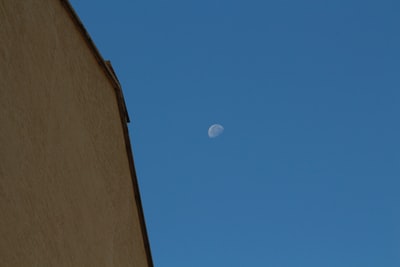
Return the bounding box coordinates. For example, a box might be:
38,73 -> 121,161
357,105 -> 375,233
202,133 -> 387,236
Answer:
0,1 -> 150,266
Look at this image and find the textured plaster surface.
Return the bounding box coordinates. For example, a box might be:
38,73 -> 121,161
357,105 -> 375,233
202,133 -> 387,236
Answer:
0,1 -> 149,266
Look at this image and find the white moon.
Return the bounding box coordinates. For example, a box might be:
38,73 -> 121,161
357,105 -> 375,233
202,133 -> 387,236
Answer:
208,124 -> 224,138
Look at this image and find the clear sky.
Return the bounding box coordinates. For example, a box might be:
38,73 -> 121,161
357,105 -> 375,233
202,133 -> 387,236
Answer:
70,0 -> 399,266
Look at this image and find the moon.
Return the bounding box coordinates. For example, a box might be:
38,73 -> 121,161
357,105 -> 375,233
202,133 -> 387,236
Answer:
208,124 -> 224,138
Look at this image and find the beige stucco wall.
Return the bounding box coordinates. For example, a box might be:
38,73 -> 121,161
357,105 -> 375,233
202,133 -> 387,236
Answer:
0,1 -> 150,266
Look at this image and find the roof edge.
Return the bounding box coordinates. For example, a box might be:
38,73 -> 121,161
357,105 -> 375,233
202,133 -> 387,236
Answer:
59,1 -> 153,266
58,2 -> 116,86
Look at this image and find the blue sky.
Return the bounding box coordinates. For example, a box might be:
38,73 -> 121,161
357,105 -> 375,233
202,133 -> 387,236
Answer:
70,0 -> 400,266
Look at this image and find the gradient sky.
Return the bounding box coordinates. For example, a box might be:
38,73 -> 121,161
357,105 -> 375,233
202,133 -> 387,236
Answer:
70,0 -> 399,266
